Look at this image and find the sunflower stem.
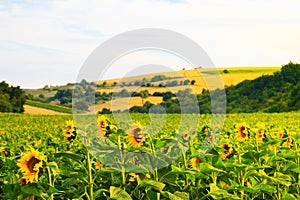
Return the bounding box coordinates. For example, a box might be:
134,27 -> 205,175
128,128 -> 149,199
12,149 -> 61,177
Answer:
86,151 -> 94,200
180,144 -> 189,189
117,135 -> 126,186
46,166 -> 54,200
150,141 -> 160,200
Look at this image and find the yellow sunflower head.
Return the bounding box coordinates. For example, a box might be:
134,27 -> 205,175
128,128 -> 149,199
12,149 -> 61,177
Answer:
236,122 -> 248,141
66,120 -> 75,129
129,173 -> 139,182
127,124 -> 145,148
63,120 -> 77,141
98,115 -> 108,134
256,129 -> 265,143
256,123 -> 265,142
282,137 -> 293,148
181,133 -> 190,142
277,128 -> 287,139
17,149 -> 45,183
190,157 -> 201,169
95,161 -> 101,170
219,143 -> 233,159
201,126 -> 211,135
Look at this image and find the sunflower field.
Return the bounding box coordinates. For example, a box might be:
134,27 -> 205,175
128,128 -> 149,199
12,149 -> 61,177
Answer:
0,113 -> 299,200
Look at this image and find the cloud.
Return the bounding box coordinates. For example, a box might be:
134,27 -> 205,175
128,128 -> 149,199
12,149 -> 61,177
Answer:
0,0 -> 300,88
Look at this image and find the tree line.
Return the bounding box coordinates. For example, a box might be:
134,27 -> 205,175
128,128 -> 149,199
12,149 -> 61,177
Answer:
0,81 -> 26,113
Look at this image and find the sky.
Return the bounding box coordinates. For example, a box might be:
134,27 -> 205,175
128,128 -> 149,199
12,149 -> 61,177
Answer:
0,0 -> 300,88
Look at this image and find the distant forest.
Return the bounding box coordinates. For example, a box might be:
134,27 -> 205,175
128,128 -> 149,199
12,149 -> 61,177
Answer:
0,81 -> 26,113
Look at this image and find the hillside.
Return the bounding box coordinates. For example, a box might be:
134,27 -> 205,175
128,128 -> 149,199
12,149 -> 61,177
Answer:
24,66 -> 280,113
127,62 -> 300,114
96,67 -> 279,94
223,62 -> 300,113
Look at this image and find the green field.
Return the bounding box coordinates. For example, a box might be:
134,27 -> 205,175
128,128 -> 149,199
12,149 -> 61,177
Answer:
0,113 -> 299,199
25,100 -> 73,114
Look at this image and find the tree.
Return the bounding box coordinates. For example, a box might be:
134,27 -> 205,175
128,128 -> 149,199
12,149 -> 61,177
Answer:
223,69 -> 229,74
162,91 -> 173,101
140,90 -> 149,105
183,80 -> 190,85
0,81 -> 26,113
0,93 -> 12,112
191,80 -> 196,85
151,75 -> 167,82
99,108 -> 112,114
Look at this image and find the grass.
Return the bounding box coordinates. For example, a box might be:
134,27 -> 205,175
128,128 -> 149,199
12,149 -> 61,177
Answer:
25,100 -> 73,114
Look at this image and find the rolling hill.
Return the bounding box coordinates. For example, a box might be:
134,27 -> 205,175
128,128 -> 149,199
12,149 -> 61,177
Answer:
24,66 -> 280,114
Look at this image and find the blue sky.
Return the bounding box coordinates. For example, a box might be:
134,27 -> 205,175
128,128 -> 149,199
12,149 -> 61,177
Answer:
0,0 -> 300,88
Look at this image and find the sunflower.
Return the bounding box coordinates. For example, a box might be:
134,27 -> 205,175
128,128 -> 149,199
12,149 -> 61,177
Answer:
98,115 -> 107,132
17,149 -> 45,183
219,144 -> 233,159
129,173 -> 138,182
181,133 -> 190,142
256,123 -> 265,143
201,126 -> 211,135
189,157 -> 201,169
63,120 -> 77,141
127,125 -> 145,148
129,173 -> 150,182
95,161 -> 101,170
282,137 -> 293,148
0,147 -> 9,156
236,123 -> 248,141
256,129 -> 265,143
277,128 -> 288,139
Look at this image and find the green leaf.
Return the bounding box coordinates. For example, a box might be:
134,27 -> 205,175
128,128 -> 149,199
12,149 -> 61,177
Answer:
139,179 -> 165,191
110,186 -> 132,200
146,189 -> 158,200
281,149 -> 298,159
208,184 -> 241,200
94,189 -> 109,199
258,184 -> 276,193
167,191 -> 189,200
199,163 -> 226,173
161,172 -> 178,183
21,184 -> 43,196
47,161 -> 60,176
281,191 -> 297,200
236,186 -> 257,193
54,152 -> 84,163
291,167 -> 300,173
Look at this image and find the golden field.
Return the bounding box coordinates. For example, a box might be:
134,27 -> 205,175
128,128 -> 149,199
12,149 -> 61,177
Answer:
97,67 -> 280,94
94,67 -> 280,112
24,105 -> 69,115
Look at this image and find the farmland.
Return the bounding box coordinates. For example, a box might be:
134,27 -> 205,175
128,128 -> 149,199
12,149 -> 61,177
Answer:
24,105 -> 69,115
0,113 -> 299,199
24,67 -> 280,114
96,67 -> 280,94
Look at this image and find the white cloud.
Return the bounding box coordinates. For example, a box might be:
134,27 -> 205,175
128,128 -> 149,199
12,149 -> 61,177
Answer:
0,0 -> 300,88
